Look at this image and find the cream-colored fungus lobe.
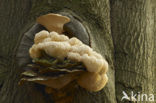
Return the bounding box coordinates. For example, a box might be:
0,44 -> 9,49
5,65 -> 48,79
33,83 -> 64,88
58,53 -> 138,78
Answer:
37,13 -> 70,34
29,30 -> 108,92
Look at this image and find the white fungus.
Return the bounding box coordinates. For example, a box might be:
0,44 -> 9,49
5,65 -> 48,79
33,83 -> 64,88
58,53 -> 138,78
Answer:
36,13 -> 70,34
29,30 -> 108,91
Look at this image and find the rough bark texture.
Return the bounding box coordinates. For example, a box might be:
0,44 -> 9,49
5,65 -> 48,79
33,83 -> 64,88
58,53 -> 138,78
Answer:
0,0 -> 155,103
110,0 -> 156,102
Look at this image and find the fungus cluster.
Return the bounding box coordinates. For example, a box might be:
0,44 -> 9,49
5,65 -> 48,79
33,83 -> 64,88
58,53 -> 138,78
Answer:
20,13 -> 108,92
28,30 -> 108,91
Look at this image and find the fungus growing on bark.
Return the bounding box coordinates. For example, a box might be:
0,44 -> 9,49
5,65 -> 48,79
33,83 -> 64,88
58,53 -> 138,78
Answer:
21,30 -> 108,92
37,13 -> 70,33
77,72 -> 108,92
19,13 -> 108,93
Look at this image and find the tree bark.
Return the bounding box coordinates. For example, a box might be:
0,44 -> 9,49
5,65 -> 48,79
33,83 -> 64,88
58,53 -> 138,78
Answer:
110,0 -> 156,102
0,0 -> 155,103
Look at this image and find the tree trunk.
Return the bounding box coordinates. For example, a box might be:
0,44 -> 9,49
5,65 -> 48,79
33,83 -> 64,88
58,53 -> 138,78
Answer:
0,0 -> 155,103
110,0 -> 156,102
